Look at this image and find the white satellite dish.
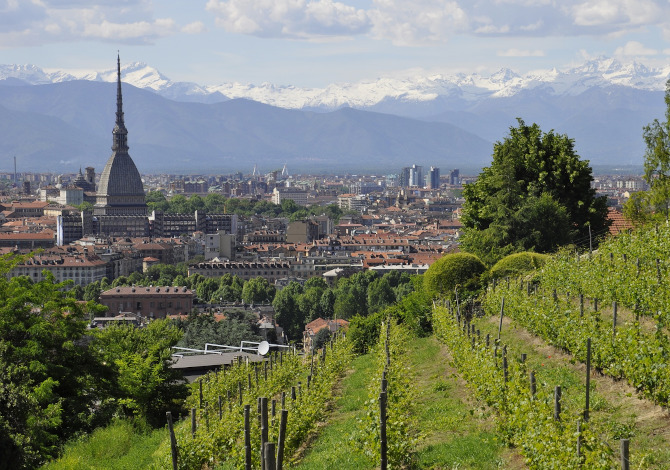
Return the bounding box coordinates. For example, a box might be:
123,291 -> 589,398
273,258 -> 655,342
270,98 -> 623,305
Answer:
257,341 -> 270,356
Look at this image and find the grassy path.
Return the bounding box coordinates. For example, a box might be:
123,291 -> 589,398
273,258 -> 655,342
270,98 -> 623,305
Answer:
410,336 -> 524,470
293,353 -> 377,469
295,337 -> 524,469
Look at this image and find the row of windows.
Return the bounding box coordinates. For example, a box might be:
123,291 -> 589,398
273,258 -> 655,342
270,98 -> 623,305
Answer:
109,301 -> 183,311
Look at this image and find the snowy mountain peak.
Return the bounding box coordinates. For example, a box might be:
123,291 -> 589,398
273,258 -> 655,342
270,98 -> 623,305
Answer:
1,57 -> 669,110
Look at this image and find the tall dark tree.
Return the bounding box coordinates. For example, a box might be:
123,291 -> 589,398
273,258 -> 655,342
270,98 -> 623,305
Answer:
639,78 -> 670,221
272,282 -> 305,340
461,119 -> 608,264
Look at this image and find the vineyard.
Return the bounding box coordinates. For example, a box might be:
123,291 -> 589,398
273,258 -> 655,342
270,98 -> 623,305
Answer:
43,224 -> 670,469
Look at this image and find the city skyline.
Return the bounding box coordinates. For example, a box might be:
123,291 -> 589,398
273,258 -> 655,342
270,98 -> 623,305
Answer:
2,1 -> 670,88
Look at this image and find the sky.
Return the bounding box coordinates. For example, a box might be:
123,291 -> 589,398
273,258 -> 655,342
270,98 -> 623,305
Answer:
2,0 -> 670,88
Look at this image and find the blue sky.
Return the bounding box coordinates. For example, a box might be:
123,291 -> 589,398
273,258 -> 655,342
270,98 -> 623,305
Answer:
1,0 -> 670,87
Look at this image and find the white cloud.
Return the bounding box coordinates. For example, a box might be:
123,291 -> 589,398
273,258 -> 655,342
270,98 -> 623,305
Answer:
206,0 -> 371,38
82,18 -> 176,40
498,48 -> 545,57
614,40 -> 657,56
182,21 -> 206,34
571,0 -> 661,27
0,0 -> 192,46
368,0 -> 469,45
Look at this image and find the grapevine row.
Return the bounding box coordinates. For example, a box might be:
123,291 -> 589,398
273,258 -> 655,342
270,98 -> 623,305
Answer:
152,337 -> 353,469
483,282 -> 670,407
540,224 -> 670,319
356,319 -> 419,468
432,304 -> 614,469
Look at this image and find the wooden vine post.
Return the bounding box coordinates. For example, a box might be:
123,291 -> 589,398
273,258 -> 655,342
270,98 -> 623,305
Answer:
244,405 -> 251,470
277,409 -> 288,470
585,337 -> 591,422
166,411 -> 178,470
380,390 -> 388,470
497,297 -> 505,340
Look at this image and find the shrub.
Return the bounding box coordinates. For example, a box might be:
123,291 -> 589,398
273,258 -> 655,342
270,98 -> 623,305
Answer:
489,251 -> 549,279
422,253 -> 487,300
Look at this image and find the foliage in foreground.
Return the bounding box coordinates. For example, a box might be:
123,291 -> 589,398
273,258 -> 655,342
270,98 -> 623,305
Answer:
433,304 -> 613,469
0,255 -> 113,470
42,419 -> 165,470
151,337 -> 353,469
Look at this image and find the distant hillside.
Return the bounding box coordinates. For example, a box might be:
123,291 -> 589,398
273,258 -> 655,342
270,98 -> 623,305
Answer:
0,81 -> 491,174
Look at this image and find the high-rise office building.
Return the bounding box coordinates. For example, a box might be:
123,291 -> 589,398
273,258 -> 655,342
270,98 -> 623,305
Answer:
428,167 -> 440,189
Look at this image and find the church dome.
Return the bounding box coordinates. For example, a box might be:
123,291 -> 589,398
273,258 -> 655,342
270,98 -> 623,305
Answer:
97,153 -> 144,197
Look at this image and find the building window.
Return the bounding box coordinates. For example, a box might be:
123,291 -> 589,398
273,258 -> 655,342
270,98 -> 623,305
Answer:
136,302 -> 142,310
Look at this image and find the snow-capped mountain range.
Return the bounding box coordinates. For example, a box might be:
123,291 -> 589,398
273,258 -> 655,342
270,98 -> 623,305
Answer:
2,58 -> 669,111
0,57 -> 666,172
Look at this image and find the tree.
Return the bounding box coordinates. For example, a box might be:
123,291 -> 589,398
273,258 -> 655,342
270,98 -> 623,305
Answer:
641,79 -> 670,221
312,327 -> 332,350
272,282 -> 305,340
177,311 -> 261,349
367,277 -> 395,314
461,119 -> 609,264
0,258 -> 112,469
83,281 -> 102,302
93,320 -> 186,427
241,277 -> 275,304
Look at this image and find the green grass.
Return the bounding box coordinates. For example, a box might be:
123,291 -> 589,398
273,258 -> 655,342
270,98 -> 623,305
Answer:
42,419 -> 166,470
293,353 -> 377,470
410,336 -> 512,469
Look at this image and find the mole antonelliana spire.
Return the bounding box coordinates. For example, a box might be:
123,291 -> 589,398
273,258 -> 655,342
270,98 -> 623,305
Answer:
94,53 -> 147,217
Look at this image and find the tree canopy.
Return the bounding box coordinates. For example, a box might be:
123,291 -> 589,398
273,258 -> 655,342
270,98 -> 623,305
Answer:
0,256 -> 112,469
460,119 -> 609,264
625,79 -> 670,223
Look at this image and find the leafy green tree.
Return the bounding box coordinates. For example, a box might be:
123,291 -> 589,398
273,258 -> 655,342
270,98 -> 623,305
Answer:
111,275 -> 129,288
641,79 -> 670,221
204,193 -> 227,213
67,283 -> 84,300
333,283 -> 367,319
367,277 -> 395,314
298,286 -> 325,322
312,327 -> 332,350
177,311 -> 261,349
305,277 -> 328,290
461,119 -> 609,264
0,258 -> 112,469
168,194 -> 189,214
272,282 -> 305,340
319,288 -> 336,318
83,281 -> 102,302
146,191 -> 169,212
196,278 -> 220,303
93,320 -> 186,427
241,277 -> 276,304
